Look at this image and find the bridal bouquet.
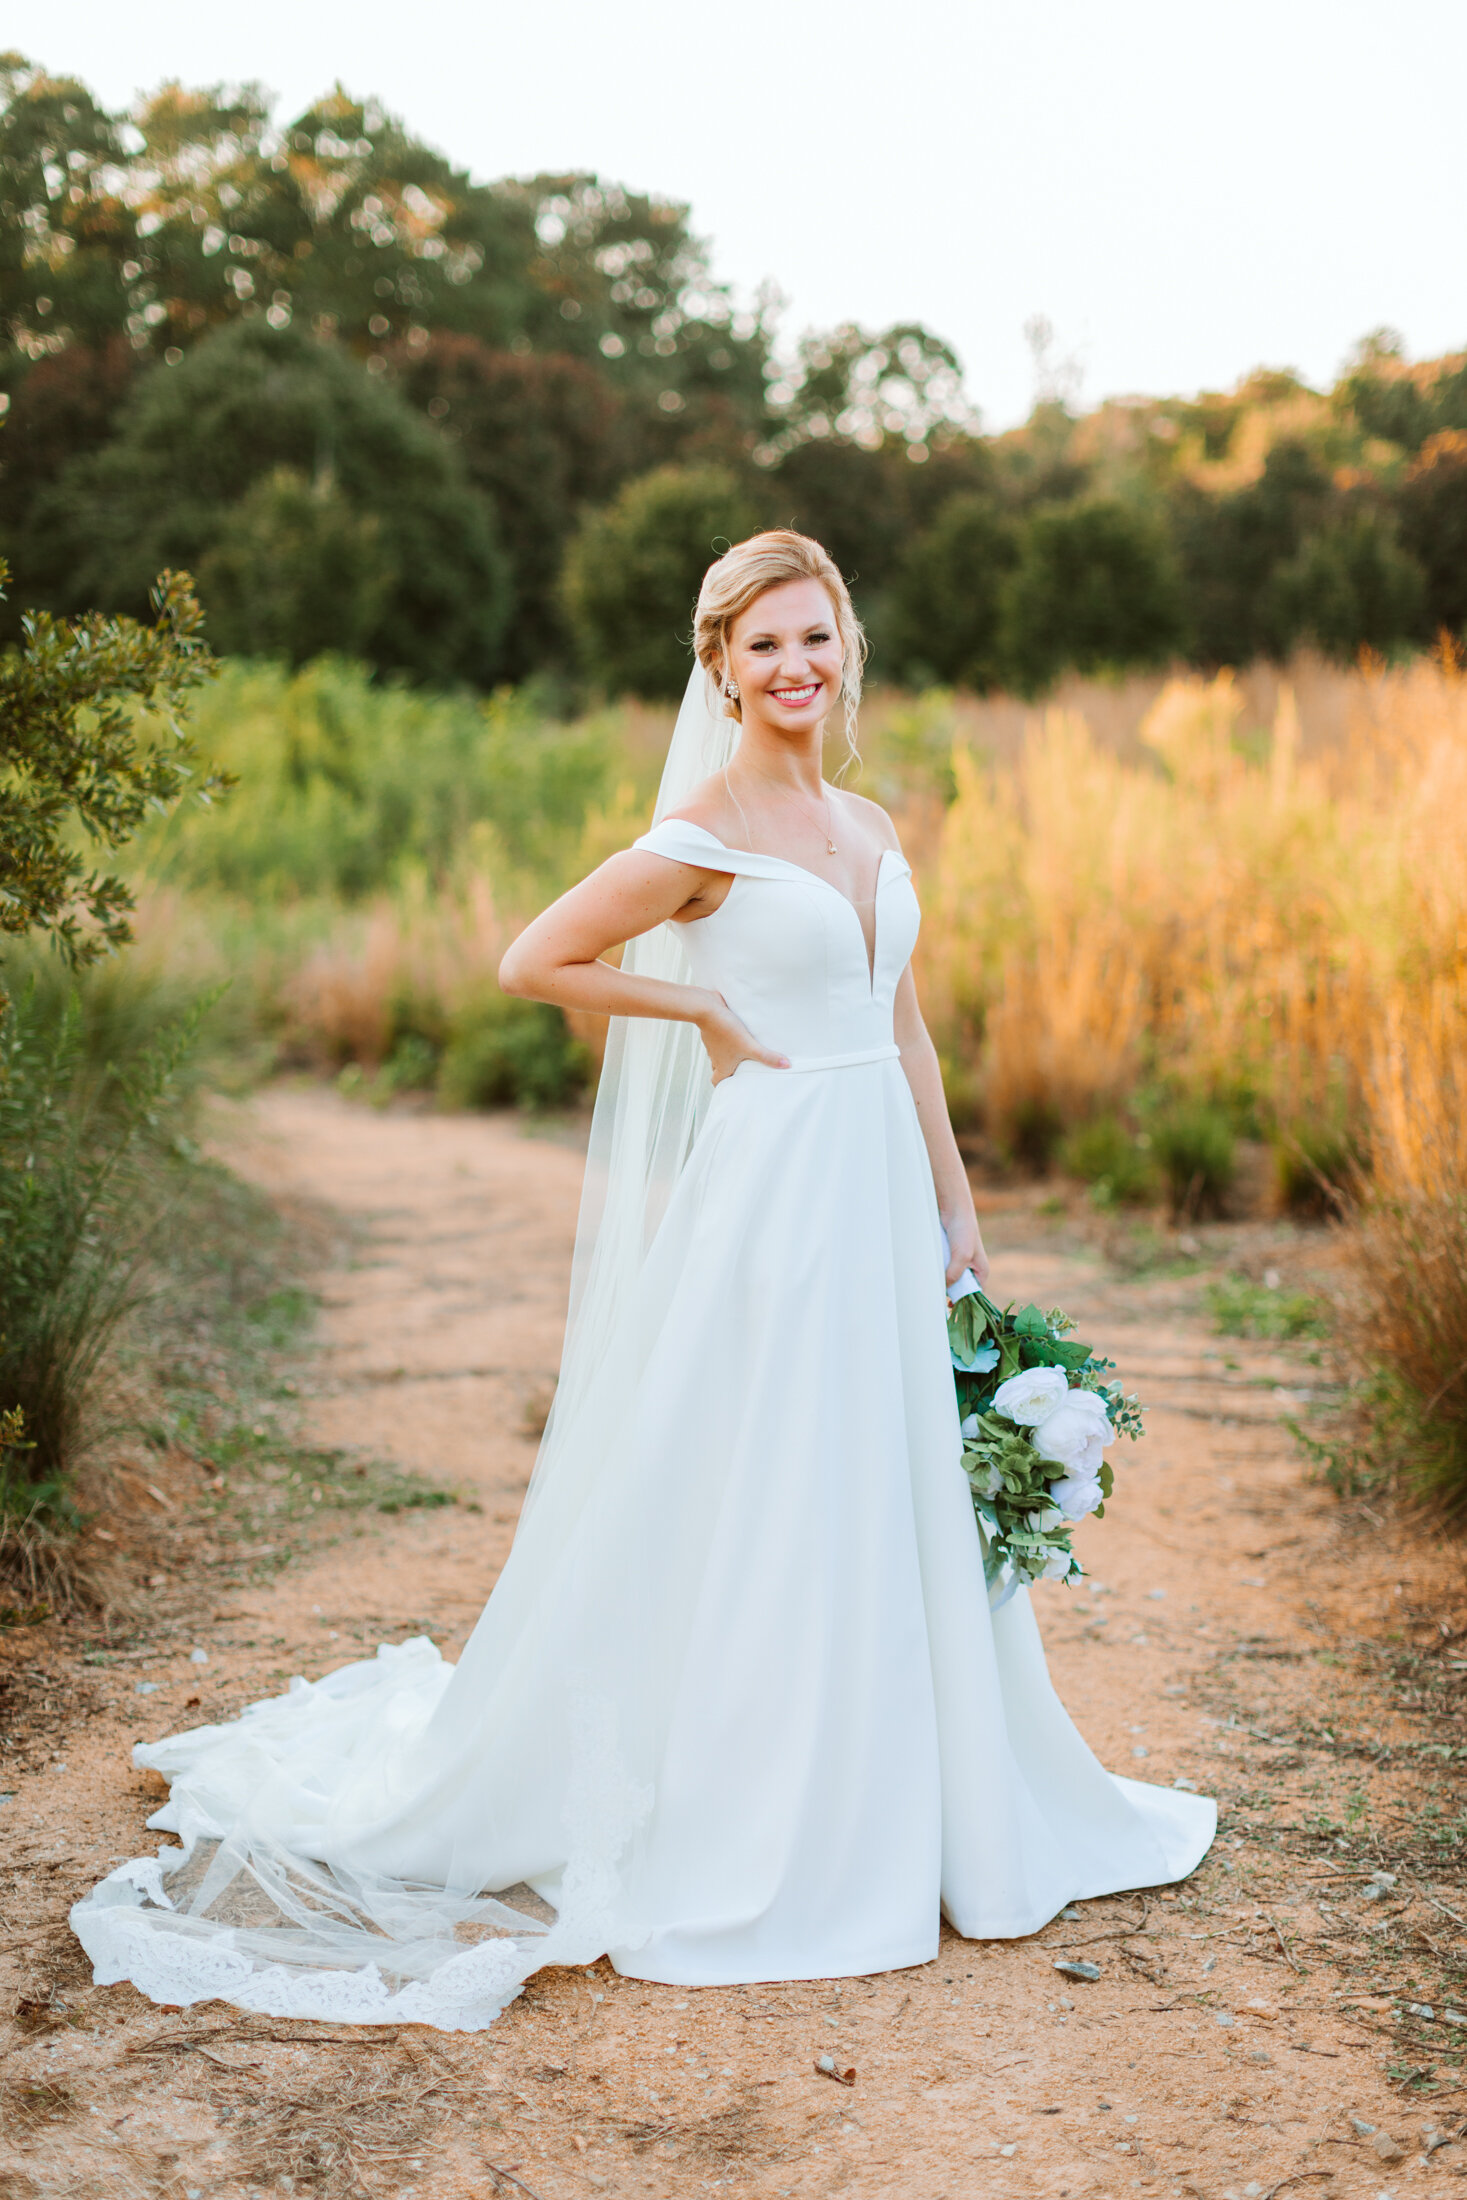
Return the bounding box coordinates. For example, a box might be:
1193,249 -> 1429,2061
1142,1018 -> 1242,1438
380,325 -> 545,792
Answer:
946,1273 -> 1143,1603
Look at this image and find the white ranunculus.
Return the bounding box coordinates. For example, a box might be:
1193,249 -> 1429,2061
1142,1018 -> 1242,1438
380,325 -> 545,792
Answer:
992,1366 -> 1069,1425
1049,1468 -> 1104,1521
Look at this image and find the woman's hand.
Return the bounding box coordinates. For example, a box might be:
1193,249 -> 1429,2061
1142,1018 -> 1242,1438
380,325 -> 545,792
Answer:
695,993 -> 790,1084
943,1208 -> 991,1291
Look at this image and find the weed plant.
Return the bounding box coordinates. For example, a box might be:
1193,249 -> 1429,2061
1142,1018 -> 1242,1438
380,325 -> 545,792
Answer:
0,960 -> 217,1581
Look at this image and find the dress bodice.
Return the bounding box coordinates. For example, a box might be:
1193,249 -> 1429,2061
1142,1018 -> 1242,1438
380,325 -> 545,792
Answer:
634,820 -> 921,1062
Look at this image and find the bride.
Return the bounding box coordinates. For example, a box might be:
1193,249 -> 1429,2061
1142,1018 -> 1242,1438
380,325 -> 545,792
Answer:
73,529 -> 1214,2029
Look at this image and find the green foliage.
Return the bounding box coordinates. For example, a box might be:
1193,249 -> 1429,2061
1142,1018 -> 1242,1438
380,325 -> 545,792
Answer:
437,997 -> 591,1112
25,321 -> 510,685
0,54 -> 136,356
391,338 -> 627,679
1059,1115 -> 1159,1206
0,63 -> 771,400
1148,1099 -> 1236,1219
946,1283 -> 1144,1591
0,561 -> 223,976
1169,441 -> 1334,667
7,53 -> 1467,702
1274,509 -> 1426,661
133,659 -> 632,900
1398,433 -> 1467,642
885,493 -> 1019,690
197,469 -> 392,666
561,465 -> 759,697
1206,1273 -> 1326,1340
999,498 -> 1186,692
0,973 -> 208,1497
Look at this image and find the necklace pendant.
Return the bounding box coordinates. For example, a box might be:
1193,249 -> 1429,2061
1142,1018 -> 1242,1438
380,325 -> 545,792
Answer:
827,838 -> 838,854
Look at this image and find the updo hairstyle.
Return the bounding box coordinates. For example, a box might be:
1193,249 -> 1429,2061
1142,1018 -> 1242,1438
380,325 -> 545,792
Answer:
692,530 -> 867,766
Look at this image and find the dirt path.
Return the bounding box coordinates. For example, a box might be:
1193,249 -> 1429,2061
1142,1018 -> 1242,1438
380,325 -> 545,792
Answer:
4,1084 -> 1467,2200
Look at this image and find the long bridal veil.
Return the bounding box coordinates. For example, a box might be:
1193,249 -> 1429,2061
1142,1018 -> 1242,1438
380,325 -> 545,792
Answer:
528,662 -> 737,1512
70,666 -> 740,2029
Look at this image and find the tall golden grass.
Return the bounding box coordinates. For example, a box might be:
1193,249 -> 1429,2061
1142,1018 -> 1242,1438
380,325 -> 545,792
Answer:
914,652 -> 1467,1172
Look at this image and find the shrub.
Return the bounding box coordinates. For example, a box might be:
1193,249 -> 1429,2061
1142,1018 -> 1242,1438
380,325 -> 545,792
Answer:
561,465 -> 759,697
1397,431 -> 1467,641
1352,1189 -> 1467,1513
1271,1118 -> 1360,1217
999,498 -> 1186,693
134,660 -> 632,904
885,493 -> 1019,691
1059,1115 -> 1158,1206
1273,510 -> 1426,660
0,564 -> 222,987
1149,1100 -> 1236,1219
1349,988 -> 1467,1512
437,998 -> 591,1112
197,468 -> 392,665
0,975 -> 206,1503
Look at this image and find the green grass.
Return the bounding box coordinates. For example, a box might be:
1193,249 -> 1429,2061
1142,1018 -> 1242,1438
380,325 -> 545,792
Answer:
1207,1272 -> 1327,1340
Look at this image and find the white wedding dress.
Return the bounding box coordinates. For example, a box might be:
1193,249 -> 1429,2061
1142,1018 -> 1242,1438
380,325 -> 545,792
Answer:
72,815 -> 1214,2030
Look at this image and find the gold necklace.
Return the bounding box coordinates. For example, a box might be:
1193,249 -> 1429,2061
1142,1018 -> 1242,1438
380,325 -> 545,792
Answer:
725,772 -> 839,854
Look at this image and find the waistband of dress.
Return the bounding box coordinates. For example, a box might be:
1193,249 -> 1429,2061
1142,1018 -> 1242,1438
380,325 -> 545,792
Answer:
779,1043 -> 901,1074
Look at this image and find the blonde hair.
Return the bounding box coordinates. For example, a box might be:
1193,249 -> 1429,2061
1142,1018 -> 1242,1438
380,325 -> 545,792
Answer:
692,529 -> 867,770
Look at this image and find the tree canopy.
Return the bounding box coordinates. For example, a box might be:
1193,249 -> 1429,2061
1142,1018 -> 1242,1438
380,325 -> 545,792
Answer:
4,52 -> 1465,699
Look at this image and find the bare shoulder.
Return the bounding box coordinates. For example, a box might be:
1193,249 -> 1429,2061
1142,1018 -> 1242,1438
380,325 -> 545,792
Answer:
830,785 -> 902,852
661,769 -> 740,842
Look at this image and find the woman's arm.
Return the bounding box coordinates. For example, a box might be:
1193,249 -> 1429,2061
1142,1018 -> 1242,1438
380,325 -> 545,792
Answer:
498,850 -> 789,1084
892,964 -> 989,1288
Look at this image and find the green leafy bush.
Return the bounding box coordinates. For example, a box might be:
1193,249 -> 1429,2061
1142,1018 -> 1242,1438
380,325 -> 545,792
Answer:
437,998 -> 591,1112
133,659 -> 634,902
885,494 -> 1019,691
999,498 -> 1186,694
1149,1100 -> 1236,1219
1058,1115 -> 1159,1206
0,976 -> 207,1499
561,465 -> 758,697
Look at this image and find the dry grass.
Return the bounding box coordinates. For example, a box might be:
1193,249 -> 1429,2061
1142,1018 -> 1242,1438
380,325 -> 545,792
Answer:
281,869 -> 510,1071
1351,994 -> 1467,1510
915,651 -> 1467,1160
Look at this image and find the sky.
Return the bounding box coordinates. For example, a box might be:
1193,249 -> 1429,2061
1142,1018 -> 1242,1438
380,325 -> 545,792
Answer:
28,0 -> 1467,430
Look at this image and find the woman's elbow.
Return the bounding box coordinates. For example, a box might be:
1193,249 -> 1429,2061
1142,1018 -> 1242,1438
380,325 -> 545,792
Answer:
497,940 -> 540,999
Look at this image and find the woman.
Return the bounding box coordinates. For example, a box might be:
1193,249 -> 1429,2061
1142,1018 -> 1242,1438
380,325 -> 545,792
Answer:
73,532 -> 1213,2030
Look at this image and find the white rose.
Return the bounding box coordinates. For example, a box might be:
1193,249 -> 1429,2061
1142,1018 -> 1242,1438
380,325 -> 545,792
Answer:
960,1413 -> 980,1439
1032,1390 -> 1114,1478
992,1366 -> 1069,1426
1049,1469 -> 1104,1521
1040,1547 -> 1074,1581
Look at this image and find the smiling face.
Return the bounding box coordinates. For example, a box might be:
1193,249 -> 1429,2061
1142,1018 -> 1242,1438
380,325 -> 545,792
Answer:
725,578 -> 844,742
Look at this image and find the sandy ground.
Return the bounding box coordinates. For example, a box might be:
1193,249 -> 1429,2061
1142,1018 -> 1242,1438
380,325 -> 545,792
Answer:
3,1083 -> 1467,2200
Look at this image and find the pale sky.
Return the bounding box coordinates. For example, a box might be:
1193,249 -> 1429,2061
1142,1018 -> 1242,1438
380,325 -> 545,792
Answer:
27,0 -> 1467,429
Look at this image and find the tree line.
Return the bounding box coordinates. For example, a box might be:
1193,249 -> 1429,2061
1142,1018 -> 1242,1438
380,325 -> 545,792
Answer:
4,54 -> 1466,698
